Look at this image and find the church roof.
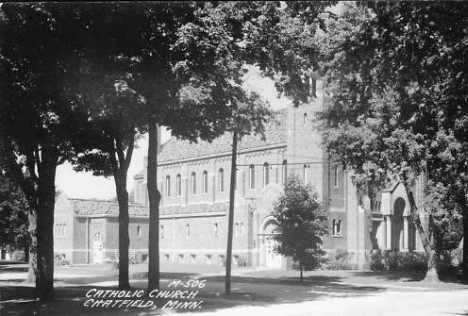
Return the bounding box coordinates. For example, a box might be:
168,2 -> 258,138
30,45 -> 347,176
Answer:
162,202 -> 228,216
71,199 -> 148,217
158,110 -> 287,163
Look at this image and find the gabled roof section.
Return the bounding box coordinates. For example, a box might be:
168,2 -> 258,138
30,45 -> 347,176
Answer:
159,110 -> 287,163
71,199 -> 149,217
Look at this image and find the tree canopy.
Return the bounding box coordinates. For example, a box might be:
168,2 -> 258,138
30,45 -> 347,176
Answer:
319,2 -> 468,280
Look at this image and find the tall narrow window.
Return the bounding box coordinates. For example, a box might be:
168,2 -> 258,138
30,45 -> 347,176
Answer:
160,225 -> 164,239
263,162 -> 269,187
214,222 -> 218,237
219,168 -> 224,192
176,174 -> 182,196
235,223 -> 239,236
303,165 -> 309,184
334,165 -> 339,188
137,226 -> 142,237
185,224 -> 190,238
191,172 -> 196,194
336,220 -> 342,236
249,165 -> 255,189
165,175 -> 171,197
203,170 -> 208,194
282,160 -> 288,186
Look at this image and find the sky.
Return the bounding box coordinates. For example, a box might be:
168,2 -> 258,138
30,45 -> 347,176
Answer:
56,67 -> 292,200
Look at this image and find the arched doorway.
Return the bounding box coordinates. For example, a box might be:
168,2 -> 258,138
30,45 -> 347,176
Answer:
93,232 -> 104,264
392,198 -> 405,250
261,219 -> 282,269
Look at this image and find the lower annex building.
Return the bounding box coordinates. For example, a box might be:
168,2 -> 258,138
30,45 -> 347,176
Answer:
54,81 -> 424,268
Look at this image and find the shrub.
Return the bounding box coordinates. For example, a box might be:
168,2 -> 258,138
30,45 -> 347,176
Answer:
323,249 -> 356,270
369,250 -> 385,271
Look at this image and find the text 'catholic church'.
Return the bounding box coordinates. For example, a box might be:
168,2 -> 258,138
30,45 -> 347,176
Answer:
54,81 -> 424,269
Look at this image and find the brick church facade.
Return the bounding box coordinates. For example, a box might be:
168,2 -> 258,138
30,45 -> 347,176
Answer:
54,81 -> 424,268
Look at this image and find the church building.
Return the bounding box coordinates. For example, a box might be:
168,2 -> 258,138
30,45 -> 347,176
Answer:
54,81 -> 424,269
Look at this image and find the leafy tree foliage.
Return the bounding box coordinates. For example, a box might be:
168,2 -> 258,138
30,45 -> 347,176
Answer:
319,2 -> 468,280
273,176 -> 327,282
0,3 -> 92,300
0,175 -> 29,256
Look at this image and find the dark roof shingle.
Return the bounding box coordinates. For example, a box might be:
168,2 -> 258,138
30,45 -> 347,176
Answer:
159,110 -> 287,163
71,199 -> 148,217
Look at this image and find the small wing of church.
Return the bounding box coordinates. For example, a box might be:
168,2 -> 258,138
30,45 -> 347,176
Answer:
54,81 -> 424,269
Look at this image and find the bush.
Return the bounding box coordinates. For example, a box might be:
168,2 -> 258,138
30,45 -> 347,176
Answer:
323,249 -> 356,270
379,251 -> 428,272
395,252 -> 428,272
369,250 -> 385,271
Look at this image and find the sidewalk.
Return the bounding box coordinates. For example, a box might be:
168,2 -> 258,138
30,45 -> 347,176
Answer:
1,264 -> 468,315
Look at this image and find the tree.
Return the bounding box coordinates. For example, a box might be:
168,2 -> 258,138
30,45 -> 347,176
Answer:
273,176 -> 327,282
0,174 -> 29,258
0,3 -> 89,300
59,4 -> 150,289
70,77 -> 145,289
318,2 -> 468,281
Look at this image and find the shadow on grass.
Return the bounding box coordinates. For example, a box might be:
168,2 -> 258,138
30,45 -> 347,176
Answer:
0,273 -> 386,315
351,269 -> 468,284
0,264 -> 28,273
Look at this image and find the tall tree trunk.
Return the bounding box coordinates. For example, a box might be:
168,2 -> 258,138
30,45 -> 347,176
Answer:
112,132 -> 134,290
300,263 -> 303,283
35,144 -> 58,301
115,170 -> 130,289
462,206 -> 468,279
225,131 -> 238,295
425,247 -> 439,283
148,121 -> 161,291
403,183 -> 440,282
26,209 -> 37,284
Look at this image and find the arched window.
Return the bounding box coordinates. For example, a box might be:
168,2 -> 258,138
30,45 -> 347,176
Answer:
203,170 -> 208,194
249,165 -> 255,189
263,162 -> 270,187
334,165 -> 339,188
219,168 -> 224,192
176,174 -> 182,196
191,172 -> 196,194
165,175 -> 171,197
137,226 -> 142,237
